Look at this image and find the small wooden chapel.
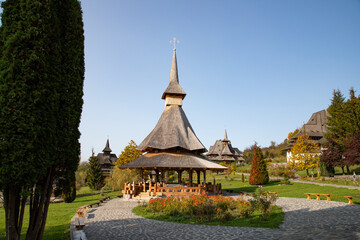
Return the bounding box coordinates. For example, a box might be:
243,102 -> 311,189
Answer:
119,43 -> 227,198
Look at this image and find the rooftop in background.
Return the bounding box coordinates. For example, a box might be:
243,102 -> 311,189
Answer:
206,129 -> 245,165
283,109 -> 328,152
97,139 -> 117,176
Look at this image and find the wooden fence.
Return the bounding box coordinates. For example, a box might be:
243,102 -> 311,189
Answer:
122,182 -> 222,197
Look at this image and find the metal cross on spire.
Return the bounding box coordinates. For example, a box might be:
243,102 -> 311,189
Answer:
170,37 -> 179,51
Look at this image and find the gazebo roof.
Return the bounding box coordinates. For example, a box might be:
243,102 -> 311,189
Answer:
137,105 -> 207,153
118,152 -> 227,170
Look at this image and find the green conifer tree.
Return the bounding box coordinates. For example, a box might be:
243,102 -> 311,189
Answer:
86,153 -> 105,190
0,1 -> 84,238
249,145 -> 269,185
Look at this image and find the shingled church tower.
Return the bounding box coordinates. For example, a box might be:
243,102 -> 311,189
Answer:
119,47 -> 226,184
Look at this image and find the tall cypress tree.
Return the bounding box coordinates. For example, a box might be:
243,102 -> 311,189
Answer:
249,145 -> 269,185
0,1 -> 84,239
86,154 -> 105,191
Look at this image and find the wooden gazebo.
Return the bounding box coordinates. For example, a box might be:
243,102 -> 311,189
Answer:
119,48 -> 227,198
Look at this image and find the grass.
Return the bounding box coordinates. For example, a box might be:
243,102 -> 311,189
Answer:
213,174 -> 360,204
0,191 -> 121,240
296,165 -> 360,178
132,204 -> 284,228
76,186 -> 95,195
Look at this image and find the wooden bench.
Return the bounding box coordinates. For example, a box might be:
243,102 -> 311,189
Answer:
344,196 -> 360,204
89,202 -> 100,208
265,192 -> 278,197
77,205 -> 91,217
100,196 -> 110,203
75,217 -> 85,230
305,193 -> 331,201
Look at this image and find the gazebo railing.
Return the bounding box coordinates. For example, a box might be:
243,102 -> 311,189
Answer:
122,181 -> 222,197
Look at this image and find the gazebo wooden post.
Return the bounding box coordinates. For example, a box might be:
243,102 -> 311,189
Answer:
213,178 -> 216,194
155,169 -> 160,183
140,169 -> 144,182
160,170 -> 165,183
203,170 -> 206,183
188,169 -> 193,185
195,170 -> 201,184
177,170 -> 183,184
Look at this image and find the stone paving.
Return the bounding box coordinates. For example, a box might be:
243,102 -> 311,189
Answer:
82,197 -> 360,240
291,179 -> 360,190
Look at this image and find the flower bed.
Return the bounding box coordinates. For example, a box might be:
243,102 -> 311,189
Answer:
146,194 -> 254,222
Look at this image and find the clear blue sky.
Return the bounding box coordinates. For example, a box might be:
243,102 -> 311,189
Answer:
79,0 -> 360,161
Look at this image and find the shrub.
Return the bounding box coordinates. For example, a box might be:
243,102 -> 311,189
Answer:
249,186 -> 277,219
145,194 -> 254,222
105,168 -> 140,191
279,177 -> 291,185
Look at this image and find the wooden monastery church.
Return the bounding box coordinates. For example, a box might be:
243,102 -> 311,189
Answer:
119,46 -> 226,197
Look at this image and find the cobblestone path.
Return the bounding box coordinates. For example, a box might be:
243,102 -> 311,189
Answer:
83,197 -> 360,240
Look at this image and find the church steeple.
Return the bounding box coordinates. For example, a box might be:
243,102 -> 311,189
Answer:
223,129 -> 229,142
161,49 -> 186,106
103,139 -> 112,154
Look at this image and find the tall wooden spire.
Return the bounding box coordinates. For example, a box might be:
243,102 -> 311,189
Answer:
103,138 -> 112,154
161,50 -> 186,106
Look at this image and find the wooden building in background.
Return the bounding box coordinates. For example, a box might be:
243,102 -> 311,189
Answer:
96,139 -> 117,177
283,109 -> 328,162
206,130 -> 244,165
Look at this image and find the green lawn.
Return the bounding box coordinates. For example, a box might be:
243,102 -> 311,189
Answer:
133,204 -> 284,228
295,165 -> 360,178
0,191 -> 121,240
215,174 -> 360,204
76,186 -> 95,195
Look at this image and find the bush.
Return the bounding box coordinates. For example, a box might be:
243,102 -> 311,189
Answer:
146,194 -> 253,222
319,162 -> 335,177
279,177 -> 291,185
105,168 -> 140,191
249,186 -> 277,219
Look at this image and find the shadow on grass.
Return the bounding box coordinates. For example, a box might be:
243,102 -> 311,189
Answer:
43,224 -> 70,240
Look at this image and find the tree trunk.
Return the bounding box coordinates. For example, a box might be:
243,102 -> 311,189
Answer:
25,167 -> 55,240
4,186 -> 21,240
306,169 -> 309,177
346,165 -> 351,174
341,166 -> 345,174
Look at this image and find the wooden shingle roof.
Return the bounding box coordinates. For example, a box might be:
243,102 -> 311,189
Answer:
206,130 -> 244,162
103,139 -> 112,153
161,51 -> 186,100
137,105 -> 207,153
118,152 -> 227,170
283,110 -> 328,151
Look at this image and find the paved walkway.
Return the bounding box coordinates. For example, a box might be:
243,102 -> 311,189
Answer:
81,197 -> 360,240
291,179 -> 360,190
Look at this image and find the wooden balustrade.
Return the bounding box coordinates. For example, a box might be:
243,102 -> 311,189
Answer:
122,182 -> 222,197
